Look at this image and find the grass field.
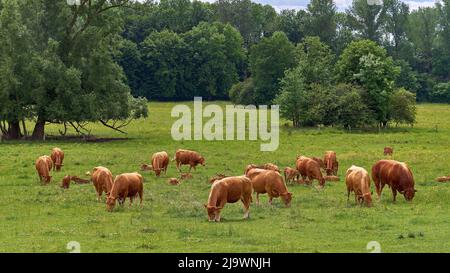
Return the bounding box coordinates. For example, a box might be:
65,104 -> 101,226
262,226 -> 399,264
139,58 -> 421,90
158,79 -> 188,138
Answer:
1,102 -> 450,253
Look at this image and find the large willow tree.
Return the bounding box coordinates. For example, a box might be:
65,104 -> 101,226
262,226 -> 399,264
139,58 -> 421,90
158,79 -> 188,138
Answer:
0,0 -> 147,140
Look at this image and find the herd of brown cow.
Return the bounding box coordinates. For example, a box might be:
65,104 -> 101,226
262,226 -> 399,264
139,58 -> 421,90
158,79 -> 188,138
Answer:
34,146 -> 447,220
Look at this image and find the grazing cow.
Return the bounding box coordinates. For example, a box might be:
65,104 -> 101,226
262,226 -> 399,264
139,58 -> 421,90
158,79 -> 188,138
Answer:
168,178 -> 180,185
384,147 -> 394,156
436,176 -> 450,182
151,151 -> 169,177
250,170 -> 292,207
35,156 -> 53,184
371,160 -> 416,201
204,176 -> 252,222
173,149 -> 205,172
323,151 -> 338,176
345,166 -> 372,206
106,172 -> 144,211
90,166 -> 113,202
311,157 -> 325,169
61,175 -> 71,189
284,167 -> 299,184
296,156 -> 325,187
209,174 -> 229,184
51,147 -> 64,171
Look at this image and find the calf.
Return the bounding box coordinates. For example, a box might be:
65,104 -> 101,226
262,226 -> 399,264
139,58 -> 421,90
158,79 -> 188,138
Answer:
151,151 -> 169,176
371,160 -> 416,201
51,147 -> 64,171
204,176 -> 252,222
61,175 -> 71,189
296,156 -> 325,187
90,166 -> 113,202
437,176 -> 450,182
106,172 -> 144,211
35,156 -> 53,184
250,170 -> 292,207
345,166 -> 372,206
323,151 -> 338,176
283,167 -> 299,184
384,147 -> 394,156
173,149 -> 205,172
168,178 -> 180,185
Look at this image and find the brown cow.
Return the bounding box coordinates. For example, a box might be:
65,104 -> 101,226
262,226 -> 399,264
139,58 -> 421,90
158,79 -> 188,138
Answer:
311,157 -> 325,169
209,174 -> 229,184
106,172 -> 144,211
173,149 -> 205,172
284,167 -> 299,184
180,173 -> 193,180
245,163 -> 280,173
90,166 -> 114,202
384,147 -> 394,156
204,176 -> 252,222
168,178 -> 180,185
371,160 -> 416,201
296,156 -> 325,187
151,151 -> 169,176
35,156 -> 53,184
140,164 -> 152,171
436,176 -> 450,182
345,166 -> 372,206
61,175 -> 71,189
71,176 -> 90,184
250,170 -> 292,207
51,147 -> 64,171
323,151 -> 338,176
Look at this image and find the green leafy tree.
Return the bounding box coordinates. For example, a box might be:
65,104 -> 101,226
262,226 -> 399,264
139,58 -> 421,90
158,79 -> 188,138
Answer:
275,9 -> 306,44
336,40 -> 400,126
304,0 -> 337,48
429,82 -> 450,103
347,0 -> 386,42
229,77 -> 255,105
335,84 -> 372,128
249,31 -> 296,105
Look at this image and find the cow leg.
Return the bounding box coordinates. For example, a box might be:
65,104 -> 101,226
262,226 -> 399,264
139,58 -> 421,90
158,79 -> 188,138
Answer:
268,196 -> 273,205
256,193 -> 260,205
392,188 -> 397,202
242,199 -> 250,219
129,196 -> 134,207
347,189 -> 351,202
139,190 -> 143,208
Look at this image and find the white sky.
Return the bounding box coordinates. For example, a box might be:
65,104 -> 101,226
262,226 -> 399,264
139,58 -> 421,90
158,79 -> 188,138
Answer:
195,0 -> 439,11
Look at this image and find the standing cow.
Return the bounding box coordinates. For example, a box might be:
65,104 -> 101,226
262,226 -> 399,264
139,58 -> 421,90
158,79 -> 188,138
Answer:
89,166 -> 114,202
204,176 -> 252,222
151,151 -> 170,177
35,155 -> 53,184
106,172 -> 144,211
248,169 -> 292,207
323,151 -> 338,176
51,147 -> 64,171
296,156 -> 325,187
345,166 -> 372,206
173,149 -> 205,172
371,160 -> 416,201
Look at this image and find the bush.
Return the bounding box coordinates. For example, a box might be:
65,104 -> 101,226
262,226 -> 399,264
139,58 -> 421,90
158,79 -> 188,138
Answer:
389,88 -> 417,126
429,82 -> 450,103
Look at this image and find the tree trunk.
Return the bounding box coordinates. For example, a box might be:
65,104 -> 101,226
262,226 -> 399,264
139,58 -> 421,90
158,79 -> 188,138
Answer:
31,119 -> 46,140
6,121 -> 22,139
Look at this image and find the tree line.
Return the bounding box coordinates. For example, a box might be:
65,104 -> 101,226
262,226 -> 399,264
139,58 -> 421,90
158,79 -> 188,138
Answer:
1,0 -> 449,139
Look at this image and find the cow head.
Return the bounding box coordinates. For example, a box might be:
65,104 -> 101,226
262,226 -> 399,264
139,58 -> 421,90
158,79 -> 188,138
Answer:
199,157 -> 205,166
362,192 -> 372,207
281,192 -> 293,207
403,188 -> 417,201
106,196 -> 117,211
204,204 -> 222,222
